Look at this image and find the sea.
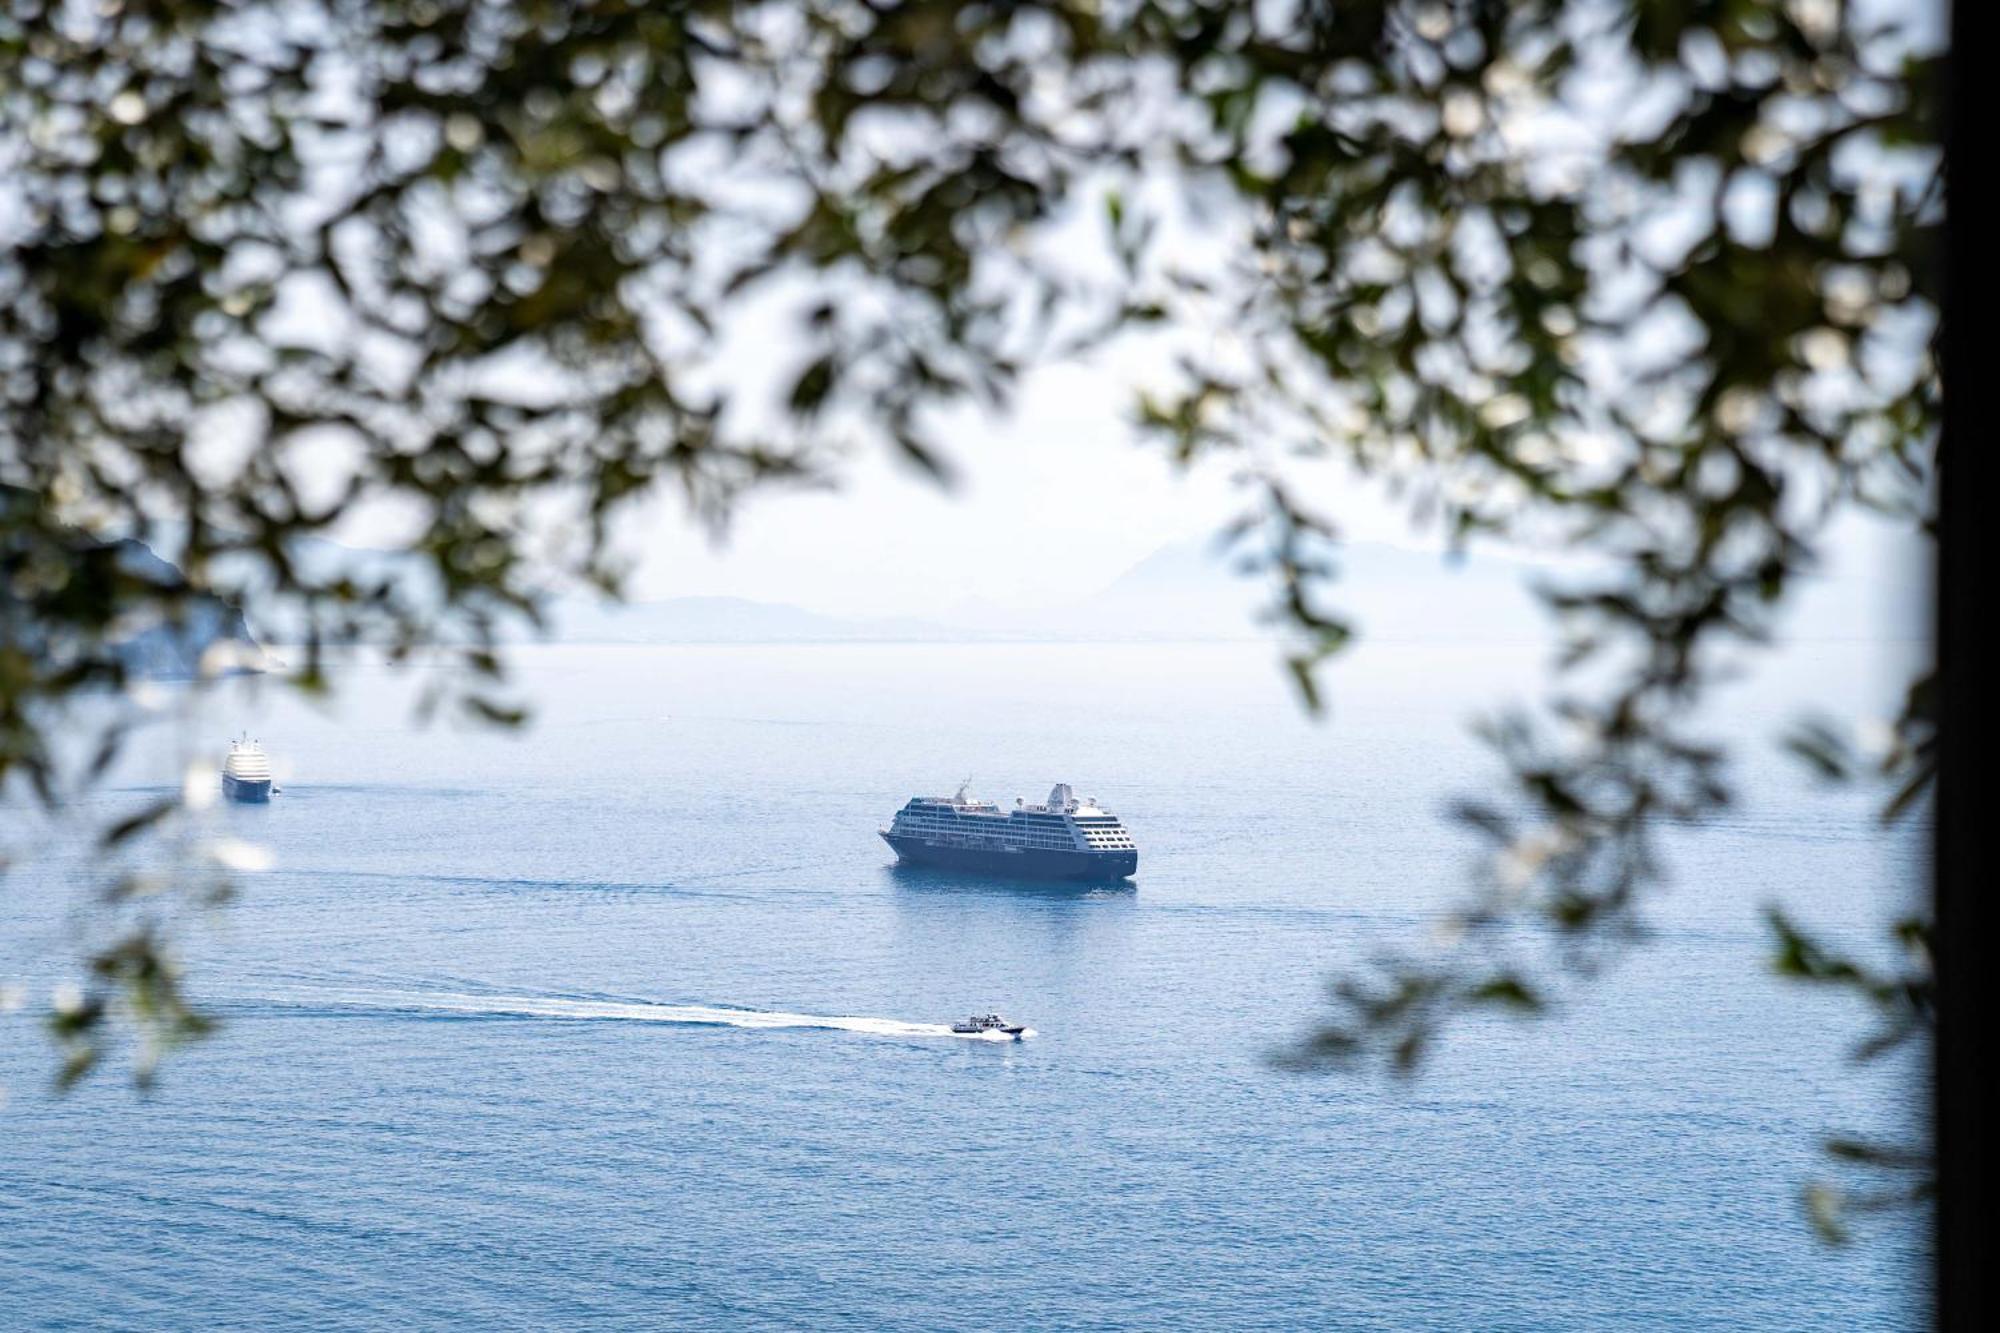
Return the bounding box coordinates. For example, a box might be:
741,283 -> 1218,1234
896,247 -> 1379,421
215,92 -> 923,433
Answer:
0,639 -> 1929,1329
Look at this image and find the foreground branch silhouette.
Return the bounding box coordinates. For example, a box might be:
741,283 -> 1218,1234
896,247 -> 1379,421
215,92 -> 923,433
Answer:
3,0 -> 1940,1239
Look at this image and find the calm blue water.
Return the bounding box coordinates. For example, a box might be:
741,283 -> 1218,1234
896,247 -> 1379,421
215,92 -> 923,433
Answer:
2,642 -> 1927,1328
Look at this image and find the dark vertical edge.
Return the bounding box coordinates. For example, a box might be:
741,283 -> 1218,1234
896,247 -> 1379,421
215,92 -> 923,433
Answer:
1935,1 -> 1981,1327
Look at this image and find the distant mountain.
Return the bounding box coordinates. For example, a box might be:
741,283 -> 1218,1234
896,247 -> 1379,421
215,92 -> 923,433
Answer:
938,538 -> 1553,642
229,529 -> 1916,649
549,540 -> 1558,644
256,540 -> 975,644
937,534 -> 1917,645
548,596 -> 975,644
109,540 -> 265,678
1,485 -> 265,678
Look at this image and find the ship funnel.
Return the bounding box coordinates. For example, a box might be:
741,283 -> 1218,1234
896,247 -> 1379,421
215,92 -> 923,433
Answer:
1047,783 -> 1075,811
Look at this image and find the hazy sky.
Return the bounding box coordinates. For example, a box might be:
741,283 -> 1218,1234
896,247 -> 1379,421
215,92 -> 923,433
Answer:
614,357 -> 1409,619
606,346 -> 1925,641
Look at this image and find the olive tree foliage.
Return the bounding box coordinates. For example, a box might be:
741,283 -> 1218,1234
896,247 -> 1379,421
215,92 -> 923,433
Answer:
2,0 -> 1938,1212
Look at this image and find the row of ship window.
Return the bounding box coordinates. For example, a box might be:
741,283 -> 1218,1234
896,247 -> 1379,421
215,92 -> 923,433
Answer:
898,809 -> 1133,851
897,824 -> 1101,849
897,833 -> 1133,852
897,825 -> 1130,837
912,836 -> 1088,844
898,815 -> 1089,827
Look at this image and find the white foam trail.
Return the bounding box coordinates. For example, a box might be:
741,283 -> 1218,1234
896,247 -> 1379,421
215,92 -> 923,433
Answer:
264,989 -> 1033,1041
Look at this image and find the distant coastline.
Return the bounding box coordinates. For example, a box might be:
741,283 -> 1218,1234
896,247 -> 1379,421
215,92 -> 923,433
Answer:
245,534 -> 1921,649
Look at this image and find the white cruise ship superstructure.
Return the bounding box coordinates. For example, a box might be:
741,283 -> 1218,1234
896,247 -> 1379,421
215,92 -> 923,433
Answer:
880,783 -> 1137,881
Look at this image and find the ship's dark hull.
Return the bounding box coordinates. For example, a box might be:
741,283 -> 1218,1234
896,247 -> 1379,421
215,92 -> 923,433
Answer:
221,774 -> 272,804
882,833 -> 1136,882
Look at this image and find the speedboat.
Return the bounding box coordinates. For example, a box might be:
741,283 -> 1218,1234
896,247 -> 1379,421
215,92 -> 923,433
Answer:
950,1012 -> 1027,1037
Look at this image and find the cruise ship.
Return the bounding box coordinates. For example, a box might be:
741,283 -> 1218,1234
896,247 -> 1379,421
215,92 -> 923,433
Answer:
221,735 -> 273,803
880,783 -> 1138,882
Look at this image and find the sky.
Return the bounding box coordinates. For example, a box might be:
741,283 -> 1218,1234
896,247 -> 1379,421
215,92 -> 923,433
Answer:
607,356 -> 1423,620
591,346 -> 1926,646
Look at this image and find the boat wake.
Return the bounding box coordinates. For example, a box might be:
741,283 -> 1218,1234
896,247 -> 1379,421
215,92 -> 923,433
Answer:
234,988 -> 1034,1041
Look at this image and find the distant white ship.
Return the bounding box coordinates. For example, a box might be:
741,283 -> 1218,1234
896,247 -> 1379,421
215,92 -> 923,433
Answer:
221,735 -> 273,803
